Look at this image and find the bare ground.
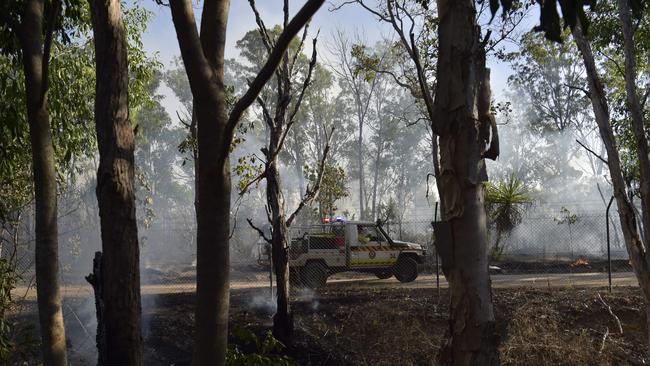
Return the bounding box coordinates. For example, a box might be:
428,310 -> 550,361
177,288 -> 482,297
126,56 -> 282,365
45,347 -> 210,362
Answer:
10,284 -> 647,365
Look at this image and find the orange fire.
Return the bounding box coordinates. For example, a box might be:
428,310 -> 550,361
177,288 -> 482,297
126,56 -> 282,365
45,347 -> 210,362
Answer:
570,258 -> 590,267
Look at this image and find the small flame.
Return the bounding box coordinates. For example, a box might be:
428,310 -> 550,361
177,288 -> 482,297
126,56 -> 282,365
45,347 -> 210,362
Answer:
570,258 -> 590,267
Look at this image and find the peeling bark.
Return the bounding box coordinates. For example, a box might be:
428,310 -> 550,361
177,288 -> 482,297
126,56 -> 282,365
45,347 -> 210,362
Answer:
434,0 -> 499,364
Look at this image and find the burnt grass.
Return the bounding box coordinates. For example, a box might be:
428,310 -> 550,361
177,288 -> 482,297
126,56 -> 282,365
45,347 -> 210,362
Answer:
141,286 -> 647,366
11,286 -> 648,365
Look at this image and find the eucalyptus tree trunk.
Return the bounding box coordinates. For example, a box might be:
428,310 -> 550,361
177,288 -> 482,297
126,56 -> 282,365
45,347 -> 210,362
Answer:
431,135 -> 444,211
169,0 -> 232,361
266,124 -> 293,344
433,0 -> 498,364
618,1 -> 650,354
617,0 -> 650,245
19,1 -> 68,364
89,0 -> 144,363
371,148 -> 381,220
357,117 -> 366,219
573,18 -> 650,355
170,0 -> 324,363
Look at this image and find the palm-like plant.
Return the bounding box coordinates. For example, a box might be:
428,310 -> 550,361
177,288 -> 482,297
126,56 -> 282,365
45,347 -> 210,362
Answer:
485,173 -> 535,260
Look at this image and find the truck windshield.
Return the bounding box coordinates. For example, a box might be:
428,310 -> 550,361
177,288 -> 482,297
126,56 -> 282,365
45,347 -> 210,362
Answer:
358,225 -> 385,243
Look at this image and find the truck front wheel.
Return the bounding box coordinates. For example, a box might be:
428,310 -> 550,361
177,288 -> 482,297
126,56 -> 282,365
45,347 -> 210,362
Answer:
301,262 -> 328,288
394,256 -> 418,283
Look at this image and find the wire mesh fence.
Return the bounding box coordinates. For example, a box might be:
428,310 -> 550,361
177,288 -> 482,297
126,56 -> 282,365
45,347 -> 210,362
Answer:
6,206 -> 637,364
9,206 -> 633,293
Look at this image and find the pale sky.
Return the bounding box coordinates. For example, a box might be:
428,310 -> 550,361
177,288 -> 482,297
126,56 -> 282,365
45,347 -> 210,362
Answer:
139,0 -> 540,117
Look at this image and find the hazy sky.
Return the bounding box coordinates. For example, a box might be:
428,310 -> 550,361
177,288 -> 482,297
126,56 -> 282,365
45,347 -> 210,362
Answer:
139,0 -> 540,116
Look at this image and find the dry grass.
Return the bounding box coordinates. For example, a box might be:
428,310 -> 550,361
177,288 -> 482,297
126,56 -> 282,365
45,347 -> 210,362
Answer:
10,286 -> 648,365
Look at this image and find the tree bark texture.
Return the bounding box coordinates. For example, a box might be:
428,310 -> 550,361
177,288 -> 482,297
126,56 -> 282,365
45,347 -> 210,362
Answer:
266,141 -> 293,344
170,0 -> 324,362
169,0 -> 231,364
358,117 -> 366,219
19,0 -> 68,364
89,0 -> 144,363
433,0 -> 499,364
431,135 -> 445,212
573,16 -> 650,356
617,0 -> 650,251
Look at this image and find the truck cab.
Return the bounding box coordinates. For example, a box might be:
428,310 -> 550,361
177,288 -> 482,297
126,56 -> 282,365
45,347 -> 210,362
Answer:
285,220 -> 426,288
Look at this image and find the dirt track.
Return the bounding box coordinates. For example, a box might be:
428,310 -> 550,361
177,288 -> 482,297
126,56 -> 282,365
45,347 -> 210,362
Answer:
13,271 -> 638,300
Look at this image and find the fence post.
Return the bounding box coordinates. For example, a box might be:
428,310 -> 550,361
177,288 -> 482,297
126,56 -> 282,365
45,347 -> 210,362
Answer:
269,247 -> 273,299
434,202 -> 440,301
606,195 -> 614,293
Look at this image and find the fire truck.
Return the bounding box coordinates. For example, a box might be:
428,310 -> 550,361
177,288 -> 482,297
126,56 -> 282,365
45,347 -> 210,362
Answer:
260,219 -> 427,288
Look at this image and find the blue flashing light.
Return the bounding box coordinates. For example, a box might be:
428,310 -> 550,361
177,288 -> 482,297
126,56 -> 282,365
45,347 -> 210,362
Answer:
335,216 -> 344,222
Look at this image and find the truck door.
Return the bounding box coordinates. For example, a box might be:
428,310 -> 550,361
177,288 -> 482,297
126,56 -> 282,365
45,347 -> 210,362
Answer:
350,224 -> 392,268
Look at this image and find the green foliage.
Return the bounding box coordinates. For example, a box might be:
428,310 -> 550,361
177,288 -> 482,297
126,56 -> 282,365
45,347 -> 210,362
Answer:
481,0 -> 645,44
587,0 -> 650,191
351,44 -> 380,82
486,173 -> 535,233
227,325 -> 297,366
305,163 -> 349,219
0,3 -> 159,219
485,174 -> 534,259
234,155 -> 265,194
0,258 -> 32,363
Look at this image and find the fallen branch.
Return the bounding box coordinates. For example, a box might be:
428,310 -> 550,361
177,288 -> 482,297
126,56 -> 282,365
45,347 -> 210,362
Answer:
597,293 -> 623,334
599,326 -> 609,354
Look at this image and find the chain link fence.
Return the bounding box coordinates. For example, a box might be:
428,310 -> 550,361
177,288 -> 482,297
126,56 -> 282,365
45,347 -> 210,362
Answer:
5,205 -> 637,364
8,206 -> 633,292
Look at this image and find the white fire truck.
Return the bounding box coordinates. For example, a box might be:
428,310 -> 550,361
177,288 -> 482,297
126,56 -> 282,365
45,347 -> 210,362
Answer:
260,219 -> 427,288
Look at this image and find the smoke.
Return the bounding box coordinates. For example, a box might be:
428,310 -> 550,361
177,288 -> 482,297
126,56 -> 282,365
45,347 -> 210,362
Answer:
482,88 -> 627,261
249,292 -> 277,315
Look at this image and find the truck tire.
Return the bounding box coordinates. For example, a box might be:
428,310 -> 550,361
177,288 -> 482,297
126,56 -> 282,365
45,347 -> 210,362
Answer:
375,270 -> 392,279
301,262 -> 328,288
394,256 -> 418,283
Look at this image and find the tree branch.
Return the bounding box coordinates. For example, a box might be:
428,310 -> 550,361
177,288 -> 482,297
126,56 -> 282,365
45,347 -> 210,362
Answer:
289,21 -> 311,77
287,35 -> 318,126
248,0 -> 274,52
286,126 -> 334,227
238,169 -> 266,196
565,83 -> 590,98
176,110 -> 191,128
247,218 -> 271,243
169,0 -> 216,97
384,0 -> 439,135
255,95 -> 274,128
229,195 -> 244,239
576,139 -> 608,165
41,0 -> 62,100
221,0 -> 325,160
